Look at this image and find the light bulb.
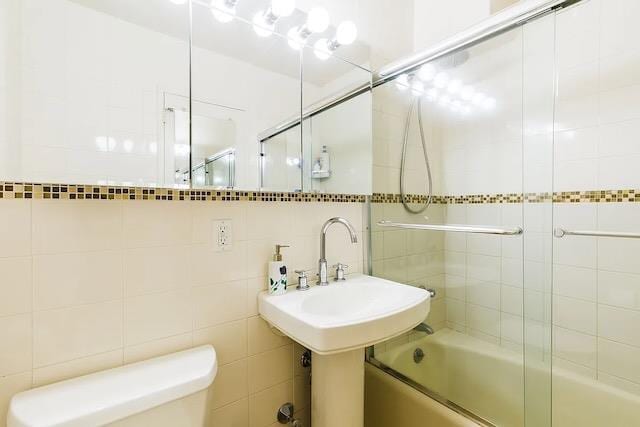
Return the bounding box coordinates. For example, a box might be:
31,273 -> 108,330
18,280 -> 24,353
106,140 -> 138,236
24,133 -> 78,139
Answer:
411,81 -> 425,97
482,97 -> 496,109
314,39 -> 331,60
472,92 -> 486,106
211,0 -> 236,23
447,79 -> 462,94
460,85 -> 475,101
272,0 -> 295,17
336,21 -> 357,45
307,7 -> 329,33
253,12 -> 275,37
395,74 -> 410,91
426,88 -> 438,101
418,64 -> 436,81
439,95 -> 451,107
287,27 -> 304,50
434,72 -> 449,89
170,0 -> 187,4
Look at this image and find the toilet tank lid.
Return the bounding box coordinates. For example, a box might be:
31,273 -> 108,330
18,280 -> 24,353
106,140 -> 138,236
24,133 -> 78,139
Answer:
7,345 -> 217,427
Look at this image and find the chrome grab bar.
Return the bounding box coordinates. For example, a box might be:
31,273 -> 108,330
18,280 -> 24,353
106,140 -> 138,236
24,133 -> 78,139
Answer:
554,228 -> 640,239
377,221 -> 523,236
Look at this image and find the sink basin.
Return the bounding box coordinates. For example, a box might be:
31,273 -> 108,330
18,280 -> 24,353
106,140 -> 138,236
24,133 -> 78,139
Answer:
258,274 -> 430,355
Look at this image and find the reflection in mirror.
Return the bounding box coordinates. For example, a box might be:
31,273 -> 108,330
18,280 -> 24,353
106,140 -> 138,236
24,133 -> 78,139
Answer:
260,126 -> 302,192
0,0 -> 373,194
192,0 -> 373,194
300,46 -> 372,195
0,0 -> 190,187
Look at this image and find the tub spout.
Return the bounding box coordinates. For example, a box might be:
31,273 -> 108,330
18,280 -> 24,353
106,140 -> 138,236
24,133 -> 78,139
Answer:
413,323 -> 434,335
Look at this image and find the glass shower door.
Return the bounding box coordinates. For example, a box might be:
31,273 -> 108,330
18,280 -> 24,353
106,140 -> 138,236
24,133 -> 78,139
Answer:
550,1 -> 640,426
369,11 -> 557,427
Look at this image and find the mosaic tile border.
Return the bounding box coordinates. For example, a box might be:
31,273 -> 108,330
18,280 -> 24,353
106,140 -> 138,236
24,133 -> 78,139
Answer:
371,190 -> 640,204
1,183 -> 637,204
0,183 -> 366,203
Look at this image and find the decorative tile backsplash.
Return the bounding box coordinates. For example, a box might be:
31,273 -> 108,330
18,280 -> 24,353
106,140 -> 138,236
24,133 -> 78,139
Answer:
0,183 -> 366,203
2,183 -> 638,204
371,190 -> 640,204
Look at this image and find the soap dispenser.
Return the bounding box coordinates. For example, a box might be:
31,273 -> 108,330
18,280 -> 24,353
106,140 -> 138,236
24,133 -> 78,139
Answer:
268,245 -> 289,295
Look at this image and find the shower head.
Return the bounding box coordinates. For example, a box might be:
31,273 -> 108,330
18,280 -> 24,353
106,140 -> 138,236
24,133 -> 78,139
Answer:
436,49 -> 470,69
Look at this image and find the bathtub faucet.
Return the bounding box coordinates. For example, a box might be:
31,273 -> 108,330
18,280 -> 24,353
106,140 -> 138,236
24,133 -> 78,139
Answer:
413,323 -> 434,335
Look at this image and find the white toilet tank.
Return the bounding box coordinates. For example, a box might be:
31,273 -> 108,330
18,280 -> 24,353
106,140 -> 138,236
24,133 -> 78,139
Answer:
7,345 -> 217,427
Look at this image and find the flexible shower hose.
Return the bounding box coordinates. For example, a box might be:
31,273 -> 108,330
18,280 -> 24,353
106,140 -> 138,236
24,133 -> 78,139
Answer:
400,98 -> 433,213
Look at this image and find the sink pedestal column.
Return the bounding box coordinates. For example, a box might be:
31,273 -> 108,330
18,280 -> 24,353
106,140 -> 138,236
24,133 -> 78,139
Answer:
311,348 -> 364,427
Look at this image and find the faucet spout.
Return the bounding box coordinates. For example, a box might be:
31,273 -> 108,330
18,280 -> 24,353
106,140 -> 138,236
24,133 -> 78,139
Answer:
318,217 -> 358,286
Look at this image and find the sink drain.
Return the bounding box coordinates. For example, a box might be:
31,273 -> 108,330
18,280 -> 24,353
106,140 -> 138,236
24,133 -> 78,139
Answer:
413,348 -> 425,363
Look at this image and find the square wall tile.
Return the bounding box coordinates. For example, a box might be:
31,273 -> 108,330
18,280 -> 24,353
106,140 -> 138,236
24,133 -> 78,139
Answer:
193,319 -> 247,366
124,245 -> 191,297
0,200 -> 31,257
248,344 -> 293,394
124,289 -> 191,346
33,250 -> 123,310
122,201 -> 191,248
123,333 -> 193,365
598,305 -> 640,347
192,280 -> 247,329
32,200 -> 122,254
34,300 -> 122,367
598,338 -> 640,384
552,295 -> 596,335
0,314 -> 32,376
210,359 -> 249,410
0,257 -> 32,317
33,350 -> 123,387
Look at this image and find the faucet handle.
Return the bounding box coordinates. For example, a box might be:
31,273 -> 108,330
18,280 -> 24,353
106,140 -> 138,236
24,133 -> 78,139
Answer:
295,270 -> 311,291
331,263 -> 349,281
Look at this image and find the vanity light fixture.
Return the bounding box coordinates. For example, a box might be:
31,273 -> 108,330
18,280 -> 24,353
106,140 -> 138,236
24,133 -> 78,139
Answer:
211,0 -> 238,23
253,0 -> 296,37
287,6 -> 329,50
313,20 -> 358,60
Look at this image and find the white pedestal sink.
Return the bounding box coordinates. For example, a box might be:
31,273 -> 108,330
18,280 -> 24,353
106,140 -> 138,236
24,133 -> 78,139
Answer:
259,274 -> 430,427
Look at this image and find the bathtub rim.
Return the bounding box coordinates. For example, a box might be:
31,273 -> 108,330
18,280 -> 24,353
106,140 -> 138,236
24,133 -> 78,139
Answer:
366,356 -> 495,427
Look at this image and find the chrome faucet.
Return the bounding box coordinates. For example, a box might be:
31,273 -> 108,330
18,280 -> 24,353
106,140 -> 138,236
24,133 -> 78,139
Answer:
318,217 -> 358,286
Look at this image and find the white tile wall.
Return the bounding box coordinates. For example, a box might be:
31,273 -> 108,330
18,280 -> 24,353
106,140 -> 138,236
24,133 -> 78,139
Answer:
0,198 -> 365,427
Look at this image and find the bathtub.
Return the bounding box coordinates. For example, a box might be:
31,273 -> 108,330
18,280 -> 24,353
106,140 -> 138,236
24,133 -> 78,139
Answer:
367,328 -> 640,427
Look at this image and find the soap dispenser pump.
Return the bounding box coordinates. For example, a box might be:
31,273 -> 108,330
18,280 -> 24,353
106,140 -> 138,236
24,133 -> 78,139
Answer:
268,244 -> 289,295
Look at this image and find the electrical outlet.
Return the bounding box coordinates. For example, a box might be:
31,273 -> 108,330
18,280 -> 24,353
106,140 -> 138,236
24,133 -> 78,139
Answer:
212,219 -> 232,251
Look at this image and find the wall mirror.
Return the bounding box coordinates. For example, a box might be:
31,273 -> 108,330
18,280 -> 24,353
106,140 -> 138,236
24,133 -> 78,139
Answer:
0,0 -> 373,194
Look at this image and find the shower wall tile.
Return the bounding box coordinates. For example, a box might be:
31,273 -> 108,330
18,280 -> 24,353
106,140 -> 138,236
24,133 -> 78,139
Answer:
597,270 -> 640,311
598,338 -> 640,385
0,198 -> 364,425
